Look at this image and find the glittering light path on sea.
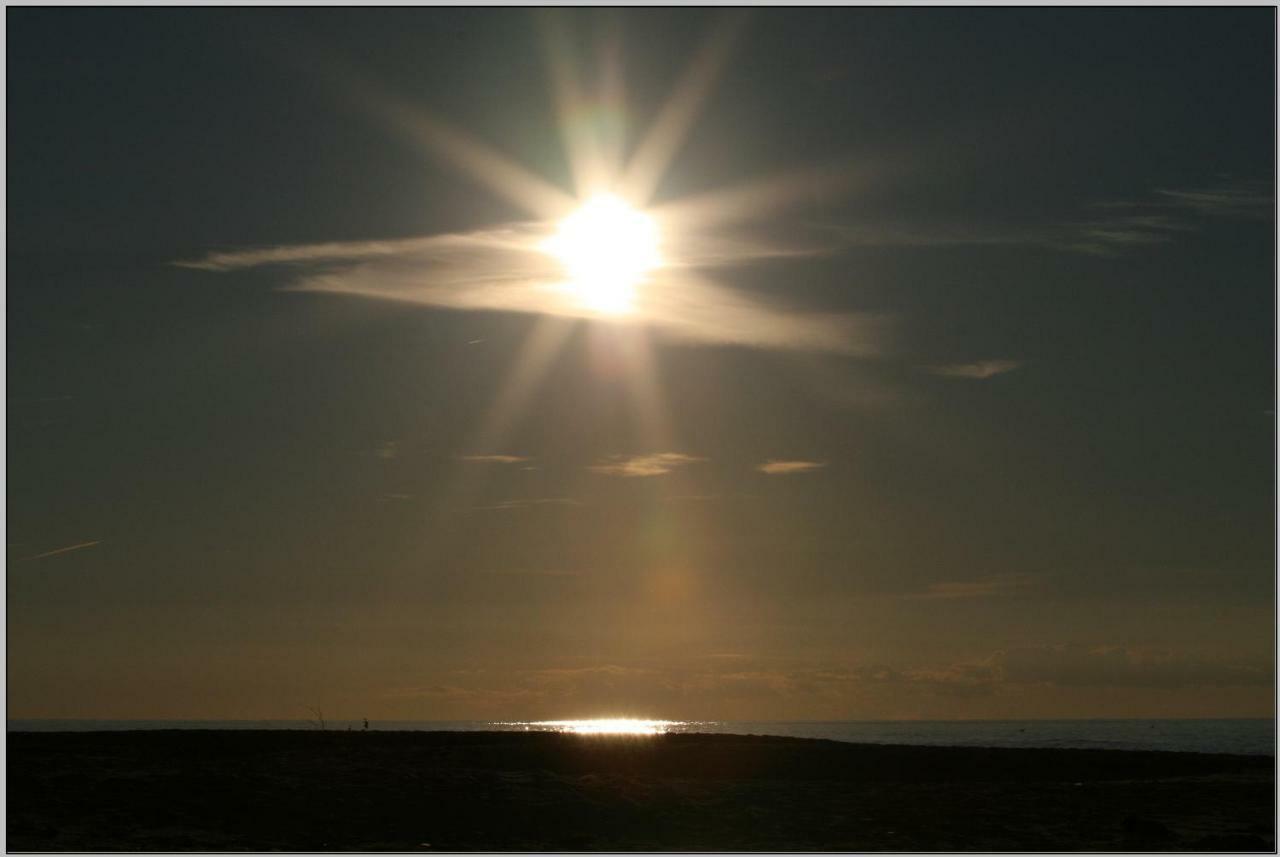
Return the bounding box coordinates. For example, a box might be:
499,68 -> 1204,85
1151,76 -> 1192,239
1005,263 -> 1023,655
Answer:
499,718 -> 689,735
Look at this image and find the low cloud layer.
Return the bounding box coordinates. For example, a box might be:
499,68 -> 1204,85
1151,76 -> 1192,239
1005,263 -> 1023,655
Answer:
590,452 -> 705,477
459,454 -> 530,464
991,645 -> 1271,690
384,643 -> 1269,719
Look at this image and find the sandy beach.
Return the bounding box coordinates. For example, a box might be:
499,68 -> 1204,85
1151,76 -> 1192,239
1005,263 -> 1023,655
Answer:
6,730 -> 1273,851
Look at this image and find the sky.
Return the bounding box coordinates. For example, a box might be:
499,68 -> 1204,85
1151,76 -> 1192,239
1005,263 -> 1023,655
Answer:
7,8 -> 1275,722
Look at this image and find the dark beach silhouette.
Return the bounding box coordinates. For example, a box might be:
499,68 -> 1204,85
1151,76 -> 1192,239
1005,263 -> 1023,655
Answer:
6,729 -> 1273,851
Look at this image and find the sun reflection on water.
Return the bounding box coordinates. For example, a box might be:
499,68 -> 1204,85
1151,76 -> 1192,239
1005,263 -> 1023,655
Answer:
501,718 -> 682,736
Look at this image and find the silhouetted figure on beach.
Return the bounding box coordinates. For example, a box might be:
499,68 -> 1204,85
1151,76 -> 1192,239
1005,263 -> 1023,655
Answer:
363,718 -> 369,731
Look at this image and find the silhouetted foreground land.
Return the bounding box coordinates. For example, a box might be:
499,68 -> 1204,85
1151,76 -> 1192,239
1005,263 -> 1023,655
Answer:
7,730 -> 1274,851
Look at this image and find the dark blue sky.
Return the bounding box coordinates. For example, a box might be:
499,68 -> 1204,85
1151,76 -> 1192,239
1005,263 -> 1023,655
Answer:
8,8 -> 1274,720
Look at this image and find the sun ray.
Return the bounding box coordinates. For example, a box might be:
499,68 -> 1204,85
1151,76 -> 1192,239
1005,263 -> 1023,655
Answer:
538,11 -> 603,197
651,159 -> 874,231
592,11 -> 629,187
619,13 -> 750,206
539,10 -> 632,199
637,267 -> 879,356
614,325 -> 674,453
294,40 -> 575,220
371,96 -> 576,221
417,314 -> 578,541
584,321 -> 674,454
471,314 -> 579,458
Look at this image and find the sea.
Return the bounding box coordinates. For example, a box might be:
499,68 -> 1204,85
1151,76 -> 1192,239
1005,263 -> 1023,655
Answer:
7,718 -> 1274,757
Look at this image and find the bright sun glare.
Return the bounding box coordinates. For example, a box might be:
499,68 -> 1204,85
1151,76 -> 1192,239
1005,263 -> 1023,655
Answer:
542,194 -> 661,315
506,718 -> 679,736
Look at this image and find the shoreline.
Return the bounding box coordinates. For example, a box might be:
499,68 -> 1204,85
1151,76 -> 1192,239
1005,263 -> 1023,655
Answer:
8,730 -> 1274,851
7,717 -> 1273,757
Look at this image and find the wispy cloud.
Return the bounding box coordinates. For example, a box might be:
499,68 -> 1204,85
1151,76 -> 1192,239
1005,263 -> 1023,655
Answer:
1057,214 -> 1192,255
823,216 -> 1185,258
822,178 -> 1271,258
373,440 -> 399,460
475,498 -> 582,511
1152,179 -> 1272,219
173,230 -> 535,272
757,459 -> 827,475
927,359 -> 1022,380
590,452 -> 705,477
1064,178 -> 1270,254
174,175 -> 1265,358
22,540 -> 101,562
459,454 -> 530,464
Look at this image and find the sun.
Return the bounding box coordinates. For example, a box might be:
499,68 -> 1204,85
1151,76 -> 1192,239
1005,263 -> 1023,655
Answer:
542,194 -> 661,315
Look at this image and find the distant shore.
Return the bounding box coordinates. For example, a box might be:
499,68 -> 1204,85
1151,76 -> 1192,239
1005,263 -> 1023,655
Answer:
7,730 -> 1273,851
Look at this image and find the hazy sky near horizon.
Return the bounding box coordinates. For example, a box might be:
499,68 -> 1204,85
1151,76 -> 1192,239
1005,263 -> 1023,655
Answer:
8,8 -> 1275,721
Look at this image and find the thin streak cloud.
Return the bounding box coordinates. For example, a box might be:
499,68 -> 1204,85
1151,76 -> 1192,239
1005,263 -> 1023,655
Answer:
173,230 -> 537,272
1152,179 -> 1272,219
757,460 -> 827,475
927,359 -> 1022,380
459,454 -> 531,464
590,452 -> 705,477
22,540 -> 102,562
475,498 -> 582,511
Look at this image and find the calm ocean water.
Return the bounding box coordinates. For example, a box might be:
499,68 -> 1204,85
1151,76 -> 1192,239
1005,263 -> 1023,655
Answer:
8,718 -> 1274,756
